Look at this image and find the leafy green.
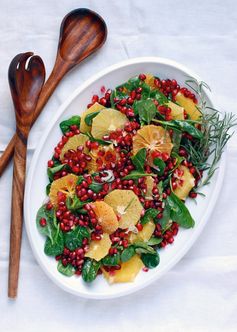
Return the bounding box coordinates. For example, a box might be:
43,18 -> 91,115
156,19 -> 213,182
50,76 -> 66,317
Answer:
76,175 -> 84,185
158,201 -> 171,229
122,171 -> 155,180
46,183 -> 51,195
133,241 -> 156,255
150,89 -> 168,104
47,164 -> 67,182
172,128 -> 182,153
131,148 -> 146,172
153,119 -> 203,139
66,195 -> 89,211
82,259 -> 101,283
167,192 -> 195,228
140,208 -> 158,225
85,132 -> 112,145
84,111 -> 100,126
121,246 -> 136,262
147,237 -> 163,246
36,205 -> 55,240
134,99 -> 157,124
89,182 -> 103,193
141,252 -> 160,269
60,116 -> 81,134
153,158 -> 166,176
102,253 -> 120,266
44,227 -> 64,256
64,226 -> 90,251
57,261 -> 75,277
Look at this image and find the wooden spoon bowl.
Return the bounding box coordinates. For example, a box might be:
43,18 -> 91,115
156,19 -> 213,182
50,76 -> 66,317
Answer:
8,52 -> 45,298
0,8 -> 107,176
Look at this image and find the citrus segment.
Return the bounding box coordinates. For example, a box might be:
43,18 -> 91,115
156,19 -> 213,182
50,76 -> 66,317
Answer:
104,190 -> 143,229
85,233 -> 112,261
133,125 -> 173,158
102,254 -> 144,284
91,108 -> 128,139
49,174 -> 78,206
87,144 -> 117,174
60,134 -> 89,160
167,101 -> 185,120
91,201 -> 119,234
175,92 -> 201,120
129,221 -> 155,243
145,176 -> 155,200
144,74 -> 156,89
80,102 -> 105,133
173,165 -> 195,200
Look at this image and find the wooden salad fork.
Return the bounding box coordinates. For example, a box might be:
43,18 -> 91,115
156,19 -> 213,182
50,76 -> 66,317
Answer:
0,8 -> 107,176
8,52 -> 45,298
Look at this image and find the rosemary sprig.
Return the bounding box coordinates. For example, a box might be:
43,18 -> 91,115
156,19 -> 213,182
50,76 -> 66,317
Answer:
182,78 -> 236,186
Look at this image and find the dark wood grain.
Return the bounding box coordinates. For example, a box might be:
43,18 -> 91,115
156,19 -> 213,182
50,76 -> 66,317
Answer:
8,53 -> 45,298
0,8 -> 107,176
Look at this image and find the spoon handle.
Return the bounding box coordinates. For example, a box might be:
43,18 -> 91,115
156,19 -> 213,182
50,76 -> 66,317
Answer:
8,133 -> 28,298
0,61 -> 68,177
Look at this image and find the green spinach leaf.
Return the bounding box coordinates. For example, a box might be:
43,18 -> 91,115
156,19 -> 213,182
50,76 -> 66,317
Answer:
153,158 -> 166,176
150,89 -> 168,104
66,195 -> 90,211
122,171 -> 155,180
82,259 -> 101,283
133,242 -> 156,255
84,111 -> 100,126
60,116 -> 81,134
121,246 -> 136,262
57,261 -> 75,277
64,226 -> 90,251
44,227 -> 64,256
147,237 -> 163,246
158,201 -> 171,229
134,99 -> 157,124
141,208 -> 158,225
89,182 -> 103,193
131,148 -> 146,172
172,128 -> 182,153
36,205 -> 55,240
167,192 -> 195,228
141,252 -> 160,269
47,164 -> 66,182
102,253 -> 120,266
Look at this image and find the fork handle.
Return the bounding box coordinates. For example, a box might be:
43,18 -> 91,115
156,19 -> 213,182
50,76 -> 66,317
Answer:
8,133 -> 28,298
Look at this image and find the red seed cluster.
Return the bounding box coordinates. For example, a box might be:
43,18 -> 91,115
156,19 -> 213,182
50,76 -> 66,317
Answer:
154,222 -> 179,247
56,242 -> 89,275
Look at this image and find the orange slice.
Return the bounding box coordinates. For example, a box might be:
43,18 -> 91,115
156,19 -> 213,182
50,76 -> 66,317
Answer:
145,176 -> 154,200
91,108 -> 128,139
173,165 -> 195,200
87,144 -> 117,174
80,102 -> 105,133
104,189 -> 143,229
60,134 -> 89,160
144,74 -> 156,89
91,201 -> 119,234
129,221 -> 155,243
167,101 -> 184,120
85,233 -> 112,261
102,254 -> 144,284
49,174 -> 78,206
175,92 -> 201,120
133,125 -> 173,158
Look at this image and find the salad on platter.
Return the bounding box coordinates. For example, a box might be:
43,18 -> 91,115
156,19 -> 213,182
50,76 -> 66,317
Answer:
36,73 -> 235,284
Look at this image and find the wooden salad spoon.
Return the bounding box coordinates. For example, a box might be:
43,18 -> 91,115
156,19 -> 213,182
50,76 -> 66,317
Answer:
8,52 -> 45,298
0,8 -> 107,176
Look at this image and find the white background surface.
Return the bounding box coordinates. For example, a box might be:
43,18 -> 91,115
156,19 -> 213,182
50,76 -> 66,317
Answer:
0,0 -> 236,331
